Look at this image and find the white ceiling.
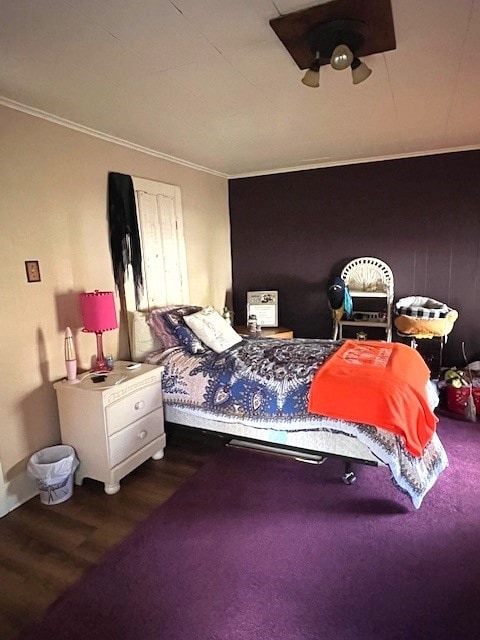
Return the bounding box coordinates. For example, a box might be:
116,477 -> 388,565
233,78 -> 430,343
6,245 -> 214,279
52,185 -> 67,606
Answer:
1,0 -> 479,177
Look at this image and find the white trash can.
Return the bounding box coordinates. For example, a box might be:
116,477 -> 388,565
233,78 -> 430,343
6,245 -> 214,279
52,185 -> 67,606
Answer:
27,445 -> 79,505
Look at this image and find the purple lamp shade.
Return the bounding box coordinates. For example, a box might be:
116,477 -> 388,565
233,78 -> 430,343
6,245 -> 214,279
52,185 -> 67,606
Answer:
80,291 -> 118,372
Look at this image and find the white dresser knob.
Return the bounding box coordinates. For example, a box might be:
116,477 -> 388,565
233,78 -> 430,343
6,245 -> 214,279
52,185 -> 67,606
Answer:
134,400 -> 145,410
138,430 -> 148,440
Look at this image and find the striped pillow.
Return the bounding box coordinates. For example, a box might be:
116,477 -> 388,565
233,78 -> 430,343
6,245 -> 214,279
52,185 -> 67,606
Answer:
146,306 -> 186,349
163,306 -> 206,354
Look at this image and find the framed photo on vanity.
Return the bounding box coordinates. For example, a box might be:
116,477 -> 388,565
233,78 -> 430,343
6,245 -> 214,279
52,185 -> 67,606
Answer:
247,290 -> 278,327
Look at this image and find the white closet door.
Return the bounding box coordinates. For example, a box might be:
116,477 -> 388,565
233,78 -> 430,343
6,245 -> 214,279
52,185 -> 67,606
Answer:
132,177 -> 189,311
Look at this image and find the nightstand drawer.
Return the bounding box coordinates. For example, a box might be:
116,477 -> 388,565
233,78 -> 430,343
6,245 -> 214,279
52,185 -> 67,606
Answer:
106,384 -> 163,435
108,409 -> 164,467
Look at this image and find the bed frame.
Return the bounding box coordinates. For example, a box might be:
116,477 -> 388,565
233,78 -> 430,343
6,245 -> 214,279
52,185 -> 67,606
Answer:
168,420 -> 379,485
127,310 -> 383,483
125,308 -> 452,512
171,407 -> 384,481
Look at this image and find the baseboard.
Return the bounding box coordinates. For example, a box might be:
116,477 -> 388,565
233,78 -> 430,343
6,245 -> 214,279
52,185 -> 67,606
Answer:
0,487 -> 7,518
0,469 -> 38,518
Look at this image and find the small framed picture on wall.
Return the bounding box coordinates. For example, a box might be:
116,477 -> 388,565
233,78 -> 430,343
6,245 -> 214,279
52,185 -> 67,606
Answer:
247,290 -> 278,327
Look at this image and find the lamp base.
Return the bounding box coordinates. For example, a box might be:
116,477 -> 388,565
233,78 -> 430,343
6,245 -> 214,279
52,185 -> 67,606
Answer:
93,361 -> 111,373
93,332 -> 113,372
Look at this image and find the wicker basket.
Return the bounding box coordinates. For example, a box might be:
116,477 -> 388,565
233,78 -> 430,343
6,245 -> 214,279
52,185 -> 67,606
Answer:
446,385 -> 480,416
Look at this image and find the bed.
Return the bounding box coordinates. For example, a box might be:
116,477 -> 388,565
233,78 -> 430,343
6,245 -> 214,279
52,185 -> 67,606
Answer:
129,307 -> 448,509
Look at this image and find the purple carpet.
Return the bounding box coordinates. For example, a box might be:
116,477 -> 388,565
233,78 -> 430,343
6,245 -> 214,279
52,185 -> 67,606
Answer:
19,417 -> 480,640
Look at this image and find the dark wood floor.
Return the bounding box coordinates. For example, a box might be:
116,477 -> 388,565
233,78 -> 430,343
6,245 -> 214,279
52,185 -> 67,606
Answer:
0,426 -> 228,640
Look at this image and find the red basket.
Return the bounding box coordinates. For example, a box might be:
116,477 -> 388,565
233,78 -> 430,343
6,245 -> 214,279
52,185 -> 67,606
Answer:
446,385 -> 480,416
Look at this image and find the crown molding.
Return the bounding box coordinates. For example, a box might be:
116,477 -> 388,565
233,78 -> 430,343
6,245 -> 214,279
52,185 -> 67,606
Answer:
229,145 -> 480,179
0,96 -> 227,179
2,96 -> 478,181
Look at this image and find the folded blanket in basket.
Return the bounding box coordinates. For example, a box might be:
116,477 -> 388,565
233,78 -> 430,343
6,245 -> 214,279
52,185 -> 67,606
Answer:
394,296 -> 458,338
395,296 -> 451,319
308,340 -> 438,457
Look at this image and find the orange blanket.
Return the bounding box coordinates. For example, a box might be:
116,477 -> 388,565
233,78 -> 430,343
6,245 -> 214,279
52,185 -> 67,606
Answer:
308,340 -> 438,457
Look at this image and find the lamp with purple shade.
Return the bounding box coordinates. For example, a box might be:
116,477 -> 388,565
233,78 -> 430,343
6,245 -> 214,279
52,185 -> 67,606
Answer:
80,290 -> 118,372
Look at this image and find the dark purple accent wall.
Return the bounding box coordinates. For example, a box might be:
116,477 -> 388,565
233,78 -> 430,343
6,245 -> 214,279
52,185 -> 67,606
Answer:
229,151 -> 480,366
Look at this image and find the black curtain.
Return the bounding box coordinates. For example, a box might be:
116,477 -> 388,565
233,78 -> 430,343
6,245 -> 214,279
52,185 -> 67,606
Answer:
107,172 -> 143,307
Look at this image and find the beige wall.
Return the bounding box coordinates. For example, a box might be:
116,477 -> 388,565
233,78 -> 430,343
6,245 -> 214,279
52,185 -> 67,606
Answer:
0,105 -> 231,490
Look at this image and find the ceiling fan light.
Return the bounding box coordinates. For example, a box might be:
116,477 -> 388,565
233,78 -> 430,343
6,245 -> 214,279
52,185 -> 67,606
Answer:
301,60 -> 321,87
330,44 -> 354,70
351,57 -> 372,84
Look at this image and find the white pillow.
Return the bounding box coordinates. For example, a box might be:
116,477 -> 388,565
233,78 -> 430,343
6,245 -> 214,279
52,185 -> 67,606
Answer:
184,306 -> 242,353
130,311 -> 163,362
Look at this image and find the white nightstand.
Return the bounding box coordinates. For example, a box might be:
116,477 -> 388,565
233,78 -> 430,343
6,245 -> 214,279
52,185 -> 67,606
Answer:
54,361 -> 165,495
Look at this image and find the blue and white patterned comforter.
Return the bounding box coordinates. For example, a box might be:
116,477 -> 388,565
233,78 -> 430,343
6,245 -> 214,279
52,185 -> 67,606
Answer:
146,338 -> 448,508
